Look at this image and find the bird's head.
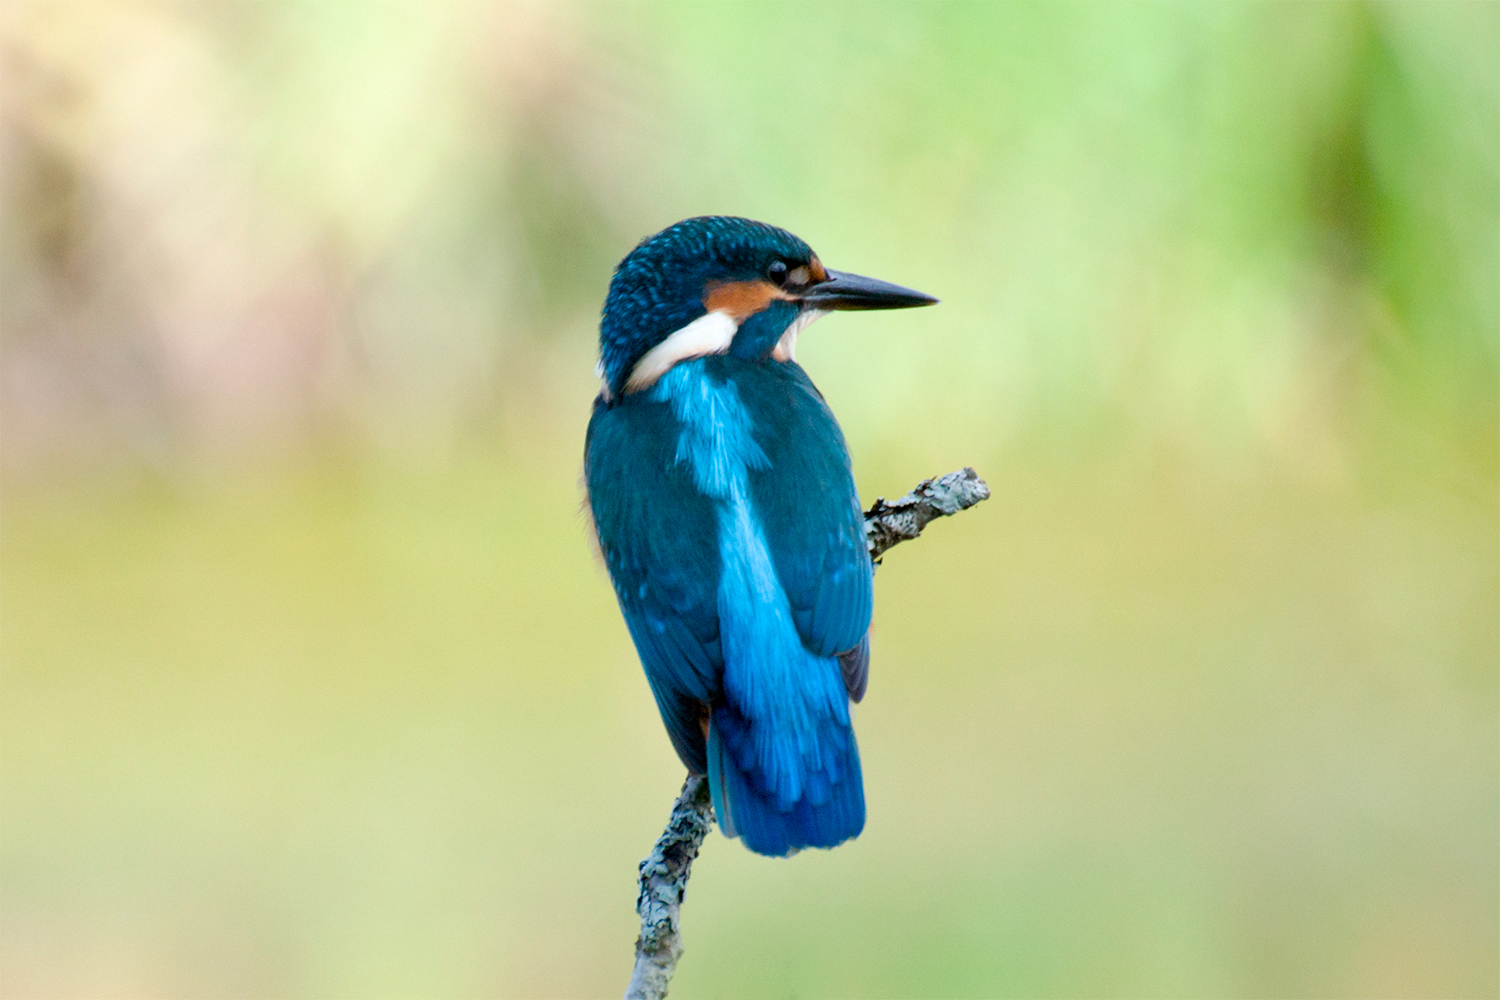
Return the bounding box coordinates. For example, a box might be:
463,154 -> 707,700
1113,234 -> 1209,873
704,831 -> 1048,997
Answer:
597,216 -> 936,400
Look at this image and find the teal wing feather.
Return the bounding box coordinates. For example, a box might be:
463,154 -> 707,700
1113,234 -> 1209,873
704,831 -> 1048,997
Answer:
585,394 -> 721,772
734,359 -> 873,685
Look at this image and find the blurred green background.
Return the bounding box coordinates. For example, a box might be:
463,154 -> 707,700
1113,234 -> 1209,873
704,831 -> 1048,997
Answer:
2,2 -> 1496,997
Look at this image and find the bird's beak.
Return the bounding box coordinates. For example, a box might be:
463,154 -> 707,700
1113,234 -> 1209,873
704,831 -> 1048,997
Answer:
799,269 -> 938,311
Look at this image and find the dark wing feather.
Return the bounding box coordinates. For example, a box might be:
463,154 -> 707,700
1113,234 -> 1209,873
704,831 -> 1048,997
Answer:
586,394 -> 721,773
731,359 -> 873,683
838,632 -> 871,703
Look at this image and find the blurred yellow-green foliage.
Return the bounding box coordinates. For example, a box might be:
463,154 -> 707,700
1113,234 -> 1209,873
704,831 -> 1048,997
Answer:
2,2 -> 1496,997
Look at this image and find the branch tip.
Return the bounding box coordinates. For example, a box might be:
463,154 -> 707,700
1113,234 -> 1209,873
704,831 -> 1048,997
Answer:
864,466 -> 991,563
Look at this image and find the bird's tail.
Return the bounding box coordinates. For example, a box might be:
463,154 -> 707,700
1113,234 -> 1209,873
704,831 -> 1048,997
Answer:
706,682 -> 865,857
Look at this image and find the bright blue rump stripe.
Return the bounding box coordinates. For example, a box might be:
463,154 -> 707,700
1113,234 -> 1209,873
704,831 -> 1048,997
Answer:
656,359 -> 866,856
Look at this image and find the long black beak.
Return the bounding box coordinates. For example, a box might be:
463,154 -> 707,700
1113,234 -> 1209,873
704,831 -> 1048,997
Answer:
799,269 -> 938,311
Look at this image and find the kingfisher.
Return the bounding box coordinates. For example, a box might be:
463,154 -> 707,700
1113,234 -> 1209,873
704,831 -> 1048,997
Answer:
584,216 -> 936,857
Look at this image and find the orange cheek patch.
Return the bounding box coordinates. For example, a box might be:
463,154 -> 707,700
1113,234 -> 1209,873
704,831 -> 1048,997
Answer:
809,256 -> 828,283
704,280 -> 787,321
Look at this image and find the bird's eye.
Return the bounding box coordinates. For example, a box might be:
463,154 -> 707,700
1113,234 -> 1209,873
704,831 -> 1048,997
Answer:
767,261 -> 789,286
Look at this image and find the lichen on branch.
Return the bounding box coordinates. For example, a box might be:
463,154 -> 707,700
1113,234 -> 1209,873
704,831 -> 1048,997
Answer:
864,467 -> 992,563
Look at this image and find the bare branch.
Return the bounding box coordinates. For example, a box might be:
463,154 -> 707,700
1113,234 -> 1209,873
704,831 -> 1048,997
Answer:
625,468 -> 989,1000
625,775 -> 714,1000
864,466 -> 991,562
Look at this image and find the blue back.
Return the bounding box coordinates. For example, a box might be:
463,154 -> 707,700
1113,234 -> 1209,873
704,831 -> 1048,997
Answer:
586,355 -> 871,855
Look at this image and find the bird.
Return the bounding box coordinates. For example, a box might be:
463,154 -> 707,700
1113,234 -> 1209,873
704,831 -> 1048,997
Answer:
584,216 -> 936,857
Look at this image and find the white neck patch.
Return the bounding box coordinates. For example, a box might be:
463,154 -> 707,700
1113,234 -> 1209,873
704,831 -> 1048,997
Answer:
618,306 -> 827,394
771,308 -> 826,363
623,310 -> 740,394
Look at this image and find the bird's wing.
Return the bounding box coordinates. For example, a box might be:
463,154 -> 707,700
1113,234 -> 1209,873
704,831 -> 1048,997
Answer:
838,632 -> 871,704
586,395 -> 721,773
741,361 -> 874,675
